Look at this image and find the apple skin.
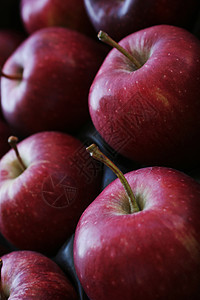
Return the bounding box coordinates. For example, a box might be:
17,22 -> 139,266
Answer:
20,0 -> 95,37
1,26 -> 106,137
89,25 -> 200,170
0,131 -> 102,255
84,0 -> 200,41
74,166 -> 200,300
0,250 -> 78,299
0,29 -> 25,116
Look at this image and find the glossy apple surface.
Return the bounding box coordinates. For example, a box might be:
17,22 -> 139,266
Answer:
74,166 -> 200,300
0,250 -> 78,299
89,25 -> 200,170
0,131 -> 102,255
20,0 -> 95,37
84,0 -> 200,41
1,27 -> 106,137
0,29 -> 25,115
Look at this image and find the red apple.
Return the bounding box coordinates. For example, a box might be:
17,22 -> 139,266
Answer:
88,25 -> 200,170
0,250 -> 78,299
73,144 -> 200,300
84,0 -> 200,41
0,29 -> 25,117
20,0 -> 95,37
1,26 -> 106,137
0,131 -> 102,255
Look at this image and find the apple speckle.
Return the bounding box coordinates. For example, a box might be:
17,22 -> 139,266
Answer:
111,280 -> 116,286
81,220 -> 88,226
51,73 -> 58,79
120,237 -> 129,247
155,90 -> 169,107
136,278 -> 143,286
110,248 -> 116,258
105,205 -> 111,209
120,237 -> 125,243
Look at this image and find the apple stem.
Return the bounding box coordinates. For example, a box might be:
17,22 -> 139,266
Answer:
98,30 -> 141,70
8,136 -> 26,171
86,144 -> 140,213
1,69 -> 22,81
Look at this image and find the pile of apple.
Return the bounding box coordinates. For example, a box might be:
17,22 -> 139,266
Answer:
0,0 -> 200,299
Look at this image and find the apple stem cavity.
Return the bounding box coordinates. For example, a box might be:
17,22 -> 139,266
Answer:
1,69 -> 22,81
86,143 -> 140,213
8,136 -> 26,172
97,30 -> 141,70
